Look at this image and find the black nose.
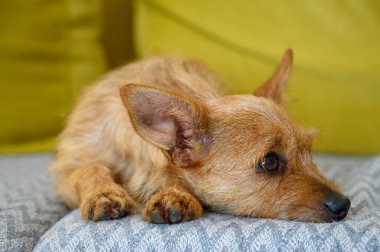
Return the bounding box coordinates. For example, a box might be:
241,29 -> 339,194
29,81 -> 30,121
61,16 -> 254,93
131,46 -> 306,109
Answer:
324,192 -> 351,221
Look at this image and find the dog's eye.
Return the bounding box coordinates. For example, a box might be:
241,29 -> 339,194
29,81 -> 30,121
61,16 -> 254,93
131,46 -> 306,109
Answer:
258,153 -> 280,173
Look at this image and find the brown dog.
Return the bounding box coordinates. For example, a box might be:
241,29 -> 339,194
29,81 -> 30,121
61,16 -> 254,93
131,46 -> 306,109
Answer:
50,49 -> 350,223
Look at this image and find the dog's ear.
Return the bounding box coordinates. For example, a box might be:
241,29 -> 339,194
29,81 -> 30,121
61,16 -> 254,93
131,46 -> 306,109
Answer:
120,84 -> 210,168
253,49 -> 293,104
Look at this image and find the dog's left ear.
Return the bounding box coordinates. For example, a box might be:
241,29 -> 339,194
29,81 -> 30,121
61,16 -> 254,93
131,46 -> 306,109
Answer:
120,84 -> 210,168
253,49 -> 293,104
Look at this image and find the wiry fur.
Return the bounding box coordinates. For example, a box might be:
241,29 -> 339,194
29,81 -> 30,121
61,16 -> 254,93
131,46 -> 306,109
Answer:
50,50 -> 349,223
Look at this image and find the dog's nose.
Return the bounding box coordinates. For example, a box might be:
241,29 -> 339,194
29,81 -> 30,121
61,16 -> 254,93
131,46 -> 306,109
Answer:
324,192 -> 351,221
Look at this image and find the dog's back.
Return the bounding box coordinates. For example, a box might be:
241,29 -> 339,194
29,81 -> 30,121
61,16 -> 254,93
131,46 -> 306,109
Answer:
50,57 -> 221,208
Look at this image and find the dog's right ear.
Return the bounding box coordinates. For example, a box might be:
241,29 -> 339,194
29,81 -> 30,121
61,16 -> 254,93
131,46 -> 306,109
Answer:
120,84 -> 210,168
253,49 -> 293,104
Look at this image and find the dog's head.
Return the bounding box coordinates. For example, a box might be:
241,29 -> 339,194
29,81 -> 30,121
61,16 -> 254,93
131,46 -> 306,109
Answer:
120,50 -> 350,222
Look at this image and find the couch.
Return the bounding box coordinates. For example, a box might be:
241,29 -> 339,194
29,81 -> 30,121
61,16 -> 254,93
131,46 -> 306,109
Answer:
0,153 -> 379,251
1,1 -> 380,251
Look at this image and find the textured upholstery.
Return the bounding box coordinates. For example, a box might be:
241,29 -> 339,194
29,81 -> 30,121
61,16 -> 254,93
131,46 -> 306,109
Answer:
1,154 -> 379,251
0,154 -> 68,251
33,155 -> 380,251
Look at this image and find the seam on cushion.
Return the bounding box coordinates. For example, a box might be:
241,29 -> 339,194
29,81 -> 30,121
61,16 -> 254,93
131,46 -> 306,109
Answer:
66,1 -> 105,104
141,0 -> 379,86
65,0 -> 74,123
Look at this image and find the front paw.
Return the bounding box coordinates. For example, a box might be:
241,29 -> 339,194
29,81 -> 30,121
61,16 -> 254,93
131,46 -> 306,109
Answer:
80,187 -> 137,221
142,188 -> 203,224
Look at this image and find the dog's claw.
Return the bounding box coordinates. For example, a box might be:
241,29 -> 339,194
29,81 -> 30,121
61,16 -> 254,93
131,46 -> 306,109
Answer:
117,209 -> 128,218
88,209 -> 94,220
151,213 -> 166,224
169,209 -> 183,223
186,212 -> 194,221
99,213 -> 112,221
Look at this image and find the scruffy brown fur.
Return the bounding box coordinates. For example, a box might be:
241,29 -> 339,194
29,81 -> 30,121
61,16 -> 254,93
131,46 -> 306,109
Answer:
51,49 -> 350,223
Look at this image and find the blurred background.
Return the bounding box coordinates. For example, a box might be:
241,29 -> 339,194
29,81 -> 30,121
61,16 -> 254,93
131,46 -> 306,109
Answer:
0,0 -> 379,154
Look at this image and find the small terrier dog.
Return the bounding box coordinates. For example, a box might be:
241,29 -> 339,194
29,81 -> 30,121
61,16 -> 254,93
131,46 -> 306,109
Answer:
51,49 -> 350,223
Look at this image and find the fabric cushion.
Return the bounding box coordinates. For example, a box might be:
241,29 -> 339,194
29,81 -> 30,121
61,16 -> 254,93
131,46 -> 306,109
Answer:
35,155 -> 380,251
0,154 -> 68,251
0,1 -> 105,153
134,0 -> 380,154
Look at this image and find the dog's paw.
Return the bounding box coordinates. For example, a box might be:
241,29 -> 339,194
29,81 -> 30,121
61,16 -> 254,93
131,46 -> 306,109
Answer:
80,186 -> 137,221
142,188 -> 203,224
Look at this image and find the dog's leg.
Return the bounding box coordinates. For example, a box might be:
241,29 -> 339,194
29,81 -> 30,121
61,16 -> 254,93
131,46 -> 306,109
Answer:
142,186 -> 203,224
56,164 -> 137,221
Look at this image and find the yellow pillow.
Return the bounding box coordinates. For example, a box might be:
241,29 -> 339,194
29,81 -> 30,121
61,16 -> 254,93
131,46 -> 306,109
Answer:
134,0 -> 380,154
0,1 -> 105,153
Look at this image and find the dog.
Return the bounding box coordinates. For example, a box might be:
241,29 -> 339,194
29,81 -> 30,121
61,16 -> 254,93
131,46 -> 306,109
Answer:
50,49 -> 350,223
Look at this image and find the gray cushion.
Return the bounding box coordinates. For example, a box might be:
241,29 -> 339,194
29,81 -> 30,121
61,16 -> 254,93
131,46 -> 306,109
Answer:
34,155 -> 380,251
0,154 -> 68,252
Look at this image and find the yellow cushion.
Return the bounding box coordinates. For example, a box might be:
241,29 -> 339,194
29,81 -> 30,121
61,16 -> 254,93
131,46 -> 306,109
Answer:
134,0 -> 380,154
0,1 -> 105,153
